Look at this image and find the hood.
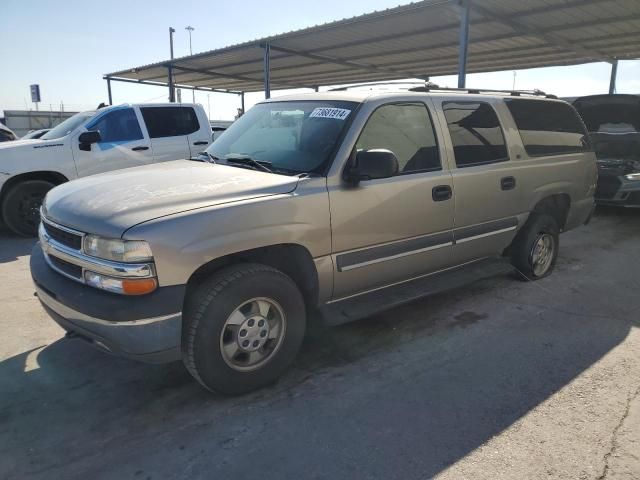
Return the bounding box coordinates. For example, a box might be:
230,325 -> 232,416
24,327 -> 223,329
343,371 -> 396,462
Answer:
574,94 -> 640,135
43,160 -> 300,238
0,138 -> 54,150
0,138 -> 68,174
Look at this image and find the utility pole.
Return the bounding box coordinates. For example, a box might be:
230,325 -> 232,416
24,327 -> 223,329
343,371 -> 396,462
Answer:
168,27 -> 176,102
169,27 -> 175,59
186,26 -> 195,103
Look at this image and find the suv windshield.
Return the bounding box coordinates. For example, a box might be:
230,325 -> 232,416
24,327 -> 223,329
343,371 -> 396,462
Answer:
207,100 -> 358,174
41,111 -> 96,140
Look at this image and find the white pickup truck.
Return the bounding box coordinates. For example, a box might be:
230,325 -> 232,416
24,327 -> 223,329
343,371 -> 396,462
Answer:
0,103 -> 211,235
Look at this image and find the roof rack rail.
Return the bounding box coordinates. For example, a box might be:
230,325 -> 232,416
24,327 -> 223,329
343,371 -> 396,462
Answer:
408,84 -> 558,99
329,81 -> 426,91
327,81 -> 558,99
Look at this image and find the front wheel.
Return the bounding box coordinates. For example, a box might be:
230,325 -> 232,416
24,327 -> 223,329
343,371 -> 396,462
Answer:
182,263 -> 306,395
2,180 -> 55,236
510,213 -> 559,281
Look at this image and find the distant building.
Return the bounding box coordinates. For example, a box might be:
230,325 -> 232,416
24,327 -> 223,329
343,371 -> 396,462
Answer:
3,110 -> 77,138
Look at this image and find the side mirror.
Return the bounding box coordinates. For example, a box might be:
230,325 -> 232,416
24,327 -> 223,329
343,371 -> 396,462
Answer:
78,130 -> 101,151
345,149 -> 399,183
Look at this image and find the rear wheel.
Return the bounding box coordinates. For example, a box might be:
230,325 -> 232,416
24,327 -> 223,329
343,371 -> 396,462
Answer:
182,263 -> 306,395
510,213 -> 559,281
1,180 -> 54,236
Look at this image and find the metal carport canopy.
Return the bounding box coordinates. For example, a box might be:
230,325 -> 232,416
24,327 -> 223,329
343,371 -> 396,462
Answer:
105,0 -> 640,95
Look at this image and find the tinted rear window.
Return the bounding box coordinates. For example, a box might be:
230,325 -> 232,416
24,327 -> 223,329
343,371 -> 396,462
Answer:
141,107 -> 200,138
506,99 -> 589,157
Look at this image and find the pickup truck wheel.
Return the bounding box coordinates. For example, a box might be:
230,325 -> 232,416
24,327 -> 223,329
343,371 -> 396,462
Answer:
510,213 -> 559,281
182,263 -> 306,395
2,180 -> 54,236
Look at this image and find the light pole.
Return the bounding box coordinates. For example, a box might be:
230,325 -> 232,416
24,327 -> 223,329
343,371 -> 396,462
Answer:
186,26 -> 195,103
168,27 -> 176,102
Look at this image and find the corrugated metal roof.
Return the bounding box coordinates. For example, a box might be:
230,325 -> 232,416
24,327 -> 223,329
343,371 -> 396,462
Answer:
105,0 -> 640,93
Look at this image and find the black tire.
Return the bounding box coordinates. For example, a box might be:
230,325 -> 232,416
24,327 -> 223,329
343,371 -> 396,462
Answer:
182,263 -> 306,395
510,213 -> 560,281
1,180 -> 55,236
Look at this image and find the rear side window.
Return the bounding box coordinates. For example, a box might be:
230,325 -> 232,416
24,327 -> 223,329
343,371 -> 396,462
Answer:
141,107 -> 200,138
356,103 -> 441,174
443,101 -> 508,168
506,99 -> 589,157
86,108 -> 143,143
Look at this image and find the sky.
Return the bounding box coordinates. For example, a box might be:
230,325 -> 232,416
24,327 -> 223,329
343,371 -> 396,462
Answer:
2,0 -> 639,120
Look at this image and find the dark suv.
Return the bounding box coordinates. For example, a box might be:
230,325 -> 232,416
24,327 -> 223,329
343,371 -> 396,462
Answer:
573,94 -> 640,207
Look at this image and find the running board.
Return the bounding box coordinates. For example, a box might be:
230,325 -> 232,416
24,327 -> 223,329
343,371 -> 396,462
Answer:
319,258 -> 513,326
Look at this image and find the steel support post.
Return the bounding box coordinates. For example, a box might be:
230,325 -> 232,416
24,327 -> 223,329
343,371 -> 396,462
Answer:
263,43 -> 271,99
167,65 -> 175,102
457,0 -> 471,88
106,78 -> 113,105
609,59 -> 618,94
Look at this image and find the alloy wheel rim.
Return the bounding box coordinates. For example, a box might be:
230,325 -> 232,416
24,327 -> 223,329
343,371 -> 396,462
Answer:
530,233 -> 555,277
18,192 -> 44,229
219,297 -> 286,372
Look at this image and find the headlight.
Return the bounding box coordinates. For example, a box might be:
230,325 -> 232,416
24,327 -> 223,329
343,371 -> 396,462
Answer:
83,235 -> 153,262
625,173 -> 640,181
84,271 -> 157,295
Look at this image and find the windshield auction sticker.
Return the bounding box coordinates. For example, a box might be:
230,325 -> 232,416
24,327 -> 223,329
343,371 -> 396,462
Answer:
309,107 -> 351,120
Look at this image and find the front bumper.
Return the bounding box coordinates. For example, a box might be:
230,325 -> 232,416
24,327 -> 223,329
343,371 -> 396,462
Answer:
595,175 -> 640,207
31,242 -> 184,363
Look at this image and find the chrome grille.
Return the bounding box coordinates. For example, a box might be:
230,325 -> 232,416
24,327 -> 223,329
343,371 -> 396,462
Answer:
42,220 -> 83,250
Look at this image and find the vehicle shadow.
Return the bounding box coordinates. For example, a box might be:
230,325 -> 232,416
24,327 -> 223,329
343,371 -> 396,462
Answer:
1,288 -> 637,478
0,228 -> 36,263
1,212 -> 639,479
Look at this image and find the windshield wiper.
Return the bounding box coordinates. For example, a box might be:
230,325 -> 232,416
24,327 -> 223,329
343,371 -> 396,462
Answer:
203,152 -> 220,163
225,154 -> 273,173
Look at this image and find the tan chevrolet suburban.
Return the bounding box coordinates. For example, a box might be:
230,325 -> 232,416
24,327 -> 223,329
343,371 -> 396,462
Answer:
30,89 -> 597,394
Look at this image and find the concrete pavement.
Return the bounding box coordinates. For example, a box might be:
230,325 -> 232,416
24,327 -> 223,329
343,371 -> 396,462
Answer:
1,207 -> 639,480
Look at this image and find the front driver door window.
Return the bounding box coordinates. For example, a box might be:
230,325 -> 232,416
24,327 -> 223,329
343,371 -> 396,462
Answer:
74,108 -> 151,177
87,108 -> 144,144
356,103 -> 441,173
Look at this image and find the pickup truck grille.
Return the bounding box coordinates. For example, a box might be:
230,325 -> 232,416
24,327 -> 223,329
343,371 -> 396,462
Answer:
43,221 -> 83,250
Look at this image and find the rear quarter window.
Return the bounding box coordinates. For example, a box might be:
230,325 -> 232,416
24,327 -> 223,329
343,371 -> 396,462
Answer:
506,99 -> 590,157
